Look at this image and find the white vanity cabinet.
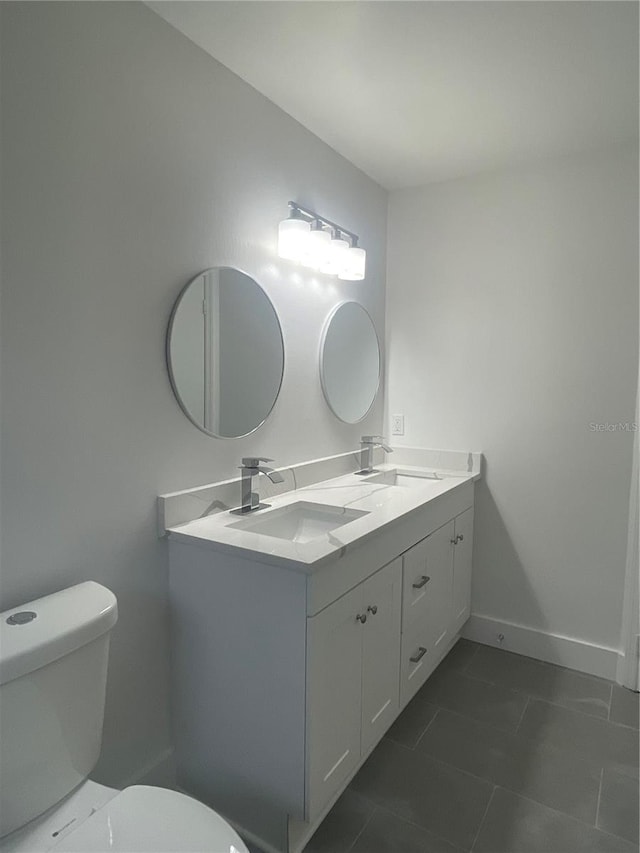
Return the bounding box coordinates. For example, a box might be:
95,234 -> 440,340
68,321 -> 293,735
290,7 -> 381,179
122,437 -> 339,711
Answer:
306,558 -> 402,817
168,476 -> 475,853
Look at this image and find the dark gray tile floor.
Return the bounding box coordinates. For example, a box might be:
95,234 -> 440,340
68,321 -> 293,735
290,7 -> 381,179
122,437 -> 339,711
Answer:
611,685 -> 640,730
302,640 -> 640,853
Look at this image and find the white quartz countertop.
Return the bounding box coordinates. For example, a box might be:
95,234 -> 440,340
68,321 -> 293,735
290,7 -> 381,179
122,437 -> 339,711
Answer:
167,464 -> 478,573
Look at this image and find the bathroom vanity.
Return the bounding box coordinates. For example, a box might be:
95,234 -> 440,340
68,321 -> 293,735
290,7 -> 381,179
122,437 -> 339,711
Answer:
164,453 -> 478,853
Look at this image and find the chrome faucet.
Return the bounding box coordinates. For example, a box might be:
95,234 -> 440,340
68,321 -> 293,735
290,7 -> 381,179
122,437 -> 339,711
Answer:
356,435 -> 393,475
231,457 -> 285,515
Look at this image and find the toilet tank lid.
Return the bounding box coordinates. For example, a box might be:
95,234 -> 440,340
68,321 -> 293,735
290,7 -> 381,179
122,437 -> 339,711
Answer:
0,582 -> 118,685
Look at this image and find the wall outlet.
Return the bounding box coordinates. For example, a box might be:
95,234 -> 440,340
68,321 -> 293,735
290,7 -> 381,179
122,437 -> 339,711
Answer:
391,414 -> 405,436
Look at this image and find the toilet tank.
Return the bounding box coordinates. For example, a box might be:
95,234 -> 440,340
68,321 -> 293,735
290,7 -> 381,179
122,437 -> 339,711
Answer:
0,582 -> 118,838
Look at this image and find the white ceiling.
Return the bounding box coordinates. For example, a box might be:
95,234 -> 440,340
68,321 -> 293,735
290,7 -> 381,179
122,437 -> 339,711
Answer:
148,1 -> 639,190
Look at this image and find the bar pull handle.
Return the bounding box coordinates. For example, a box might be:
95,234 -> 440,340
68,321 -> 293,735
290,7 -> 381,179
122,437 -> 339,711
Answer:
410,647 -> 427,663
412,575 -> 430,589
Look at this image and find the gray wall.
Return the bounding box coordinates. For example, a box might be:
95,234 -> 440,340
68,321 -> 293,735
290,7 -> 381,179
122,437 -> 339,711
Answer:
386,146 -> 638,654
0,2 -> 387,785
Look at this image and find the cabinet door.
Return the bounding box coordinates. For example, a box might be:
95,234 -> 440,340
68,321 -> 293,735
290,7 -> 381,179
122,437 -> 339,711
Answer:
360,558 -> 402,756
452,507 -> 474,633
306,584 -> 363,819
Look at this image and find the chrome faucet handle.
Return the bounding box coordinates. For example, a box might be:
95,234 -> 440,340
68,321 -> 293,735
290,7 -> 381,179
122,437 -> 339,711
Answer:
360,435 -> 393,452
240,456 -> 274,469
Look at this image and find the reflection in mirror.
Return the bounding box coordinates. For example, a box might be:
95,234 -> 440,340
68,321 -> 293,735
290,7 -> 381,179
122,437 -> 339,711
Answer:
320,302 -> 380,423
167,268 -> 284,438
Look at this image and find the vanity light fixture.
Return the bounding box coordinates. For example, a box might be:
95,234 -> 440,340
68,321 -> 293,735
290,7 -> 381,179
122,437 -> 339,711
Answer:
277,208 -> 310,262
278,202 -> 366,281
320,229 -> 349,276
302,220 -> 331,270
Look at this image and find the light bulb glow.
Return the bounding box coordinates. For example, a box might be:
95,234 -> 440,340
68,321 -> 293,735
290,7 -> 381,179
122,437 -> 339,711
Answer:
338,246 -> 366,280
301,225 -> 332,270
278,217 -> 310,262
320,236 -> 349,275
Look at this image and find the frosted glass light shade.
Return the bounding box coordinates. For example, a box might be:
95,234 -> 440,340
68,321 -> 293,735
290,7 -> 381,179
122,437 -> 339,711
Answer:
278,217 -> 310,261
320,237 -> 349,275
302,226 -> 332,270
338,246 -> 366,281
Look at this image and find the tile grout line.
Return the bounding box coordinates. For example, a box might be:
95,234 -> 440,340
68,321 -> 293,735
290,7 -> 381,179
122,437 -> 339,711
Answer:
496,779 -> 626,835
595,766 -> 604,830
413,693 -> 635,784
344,807 -> 376,853
414,740 -> 629,836
452,670 -> 506,689
504,777 -> 640,846
515,695 -> 530,734
517,693 -> 631,727
607,719 -> 640,732
453,648 -> 617,722
413,708 -> 440,749
419,680 -> 531,734
460,643 -> 481,673
383,736 -> 420,754
440,667 -> 613,724
409,745 -> 509,791
371,804 -> 468,853
416,700 -> 608,771
470,784 -> 496,853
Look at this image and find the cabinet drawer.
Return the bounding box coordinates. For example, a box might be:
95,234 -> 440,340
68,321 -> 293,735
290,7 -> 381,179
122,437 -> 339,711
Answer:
400,620 -> 440,707
402,521 -> 454,632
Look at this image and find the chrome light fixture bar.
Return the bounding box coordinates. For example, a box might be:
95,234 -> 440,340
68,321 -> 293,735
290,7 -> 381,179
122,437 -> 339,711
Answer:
278,202 -> 366,281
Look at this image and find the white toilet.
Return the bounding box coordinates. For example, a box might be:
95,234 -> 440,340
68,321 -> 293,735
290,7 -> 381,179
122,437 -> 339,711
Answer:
0,582 -> 249,853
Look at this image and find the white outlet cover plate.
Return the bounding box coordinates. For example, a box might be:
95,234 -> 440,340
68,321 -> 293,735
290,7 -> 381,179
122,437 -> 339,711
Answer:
391,414 -> 405,436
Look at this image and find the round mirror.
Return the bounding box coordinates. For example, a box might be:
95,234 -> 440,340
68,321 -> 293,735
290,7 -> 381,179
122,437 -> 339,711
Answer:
167,267 -> 284,438
320,302 -> 380,423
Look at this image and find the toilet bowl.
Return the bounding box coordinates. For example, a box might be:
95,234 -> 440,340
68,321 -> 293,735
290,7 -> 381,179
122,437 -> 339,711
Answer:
1,781 -> 248,853
0,583 -> 249,853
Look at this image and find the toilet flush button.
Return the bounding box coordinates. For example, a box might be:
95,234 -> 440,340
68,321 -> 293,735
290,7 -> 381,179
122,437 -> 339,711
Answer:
6,610 -> 37,625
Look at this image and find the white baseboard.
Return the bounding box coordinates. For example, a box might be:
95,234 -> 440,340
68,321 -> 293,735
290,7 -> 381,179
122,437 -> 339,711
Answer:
462,613 -> 622,681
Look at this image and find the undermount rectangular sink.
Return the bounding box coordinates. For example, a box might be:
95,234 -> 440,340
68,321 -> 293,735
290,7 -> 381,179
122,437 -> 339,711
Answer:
364,469 -> 444,488
229,501 -> 369,543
